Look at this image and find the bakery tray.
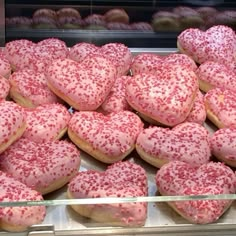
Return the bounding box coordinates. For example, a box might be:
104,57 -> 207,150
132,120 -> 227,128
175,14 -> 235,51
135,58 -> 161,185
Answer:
1,49 -> 236,236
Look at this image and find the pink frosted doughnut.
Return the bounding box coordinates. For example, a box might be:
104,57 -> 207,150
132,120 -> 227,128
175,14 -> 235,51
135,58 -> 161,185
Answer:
136,122 -> 210,168
0,101 -> 26,154
0,75 -> 10,100
204,88 -> 236,128
0,56 -> 11,78
5,38 -> 68,72
130,53 -> 163,75
185,90 -> 206,124
211,127 -> 236,167
67,161 -> 147,226
68,42 -> 99,62
68,110 -> 144,163
46,55 -> 117,111
177,25 -> 236,68
9,69 -> 60,108
0,138 -> 81,195
197,61 -> 236,93
126,64 -> 199,126
0,171 -> 46,232
156,161 -> 236,224
23,103 -> 71,142
130,53 -> 197,76
100,75 -> 132,114
99,43 -> 132,77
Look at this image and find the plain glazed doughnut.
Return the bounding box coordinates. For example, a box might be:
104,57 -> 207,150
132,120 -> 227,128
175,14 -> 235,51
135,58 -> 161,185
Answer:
204,88 -> 236,128
211,127 -> 236,167
156,161 -> 236,224
177,25 -> 236,68
197,61 -> 236,93
9,69 -> 60,108
68,111 -> 143,163
185,90 -> 206,124
0,170 -> 46,232
67,161 -> 147,226
136,122 -> 211,168
0,138 -> 81,195
100,75 -> 132,114
23,103 -> 71,142
126,64 -> 199,126
99,43 -> 132,77
104,8 -> 129,24
0,101 -> 26,154
68,42 -> 99,62
0,75 -> 10,100
46,55 -> 117,111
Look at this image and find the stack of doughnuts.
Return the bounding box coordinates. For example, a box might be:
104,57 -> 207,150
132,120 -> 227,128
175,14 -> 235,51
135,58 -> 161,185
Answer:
0,25 -> 236,230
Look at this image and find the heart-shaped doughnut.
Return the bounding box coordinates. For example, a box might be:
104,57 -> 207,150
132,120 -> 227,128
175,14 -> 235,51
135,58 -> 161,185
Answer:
9,69 -> 60,108
177,25 -> 236,68
130,53 -> 197,76
211,127 -> 236,167
0,138 -> 81,195
0,75 -> 10,100
136,122 -> 211,168
156,161 -> 236,224
0,171 -> 46,232
5,38 -> 68,72
23,103 -> 71,142
126,64 -> 198,126
0,101 -> 26,154
204,88 -> 236,128
68,161 -> 148,226
46,55 -> 117,111
68,110 -> 143,163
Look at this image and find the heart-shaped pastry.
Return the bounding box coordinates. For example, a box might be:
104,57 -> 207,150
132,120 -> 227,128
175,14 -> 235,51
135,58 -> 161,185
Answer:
46,55 -> 117,111
177,25 -> 236,68
156,161 -> 236,224
130,53 -> 197,76
5,38 -> 68,72
68,110 -> 143,163
126,64 -> 198,126
68,161 -> 148,226
211,127 -> 236,167
0,101 -> 26,154
0,75 -> 10,100
23,103 -> 71,142
9,69 -> 60,108
0,138 -> 81,195
0,171 -> 46,232
136,122 -> 211,168
204,88 -> 236,128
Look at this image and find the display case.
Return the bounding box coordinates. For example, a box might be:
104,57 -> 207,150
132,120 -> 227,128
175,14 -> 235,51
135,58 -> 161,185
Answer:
1,1 -> 236,236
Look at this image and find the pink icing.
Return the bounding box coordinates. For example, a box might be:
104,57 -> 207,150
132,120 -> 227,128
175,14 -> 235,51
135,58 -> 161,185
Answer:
136,122 -> 211,166
0,56 -> 11,78
156,161 -> 236,224
68,161 -> 147,226
185,90 -> 206,124
211,127 -> 236,161
0,101 -> 26,150
46,55 -> 117,111
99,43 -> 133,77
9,69 -> 59,107
101,75 -> 132,114
177,25 -> 236,68
0,76 -> 10,99
125,64 -> 199,126
23,103 -> 71,142
0,170 -> 46,230
197,61 -> 236,92
0,138 -> 81,192
68,42 -> 100,62
68,110 -> 143,157
204,88 -> 236,128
